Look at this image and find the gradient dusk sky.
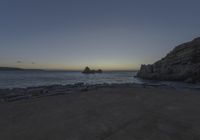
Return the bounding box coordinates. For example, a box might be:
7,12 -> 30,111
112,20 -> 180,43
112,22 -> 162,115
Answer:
0,0 -> 200,70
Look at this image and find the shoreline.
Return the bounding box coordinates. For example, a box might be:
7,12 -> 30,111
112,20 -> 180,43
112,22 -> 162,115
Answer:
1,82 -> 200,102
1,83 -> 200,139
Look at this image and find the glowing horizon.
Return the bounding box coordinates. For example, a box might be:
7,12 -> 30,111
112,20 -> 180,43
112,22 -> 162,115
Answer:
1,63 -> 139,71
0,0 -> 200,70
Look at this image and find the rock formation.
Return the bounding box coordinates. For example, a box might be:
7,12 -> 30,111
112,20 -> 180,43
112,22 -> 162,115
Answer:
137,37 -> 200,83
82,67 -> 103,74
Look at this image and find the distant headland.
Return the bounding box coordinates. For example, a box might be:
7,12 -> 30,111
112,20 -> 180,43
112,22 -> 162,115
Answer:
82,66 -> 103,74
0,67 -> 45,71
0,67 -> 22,71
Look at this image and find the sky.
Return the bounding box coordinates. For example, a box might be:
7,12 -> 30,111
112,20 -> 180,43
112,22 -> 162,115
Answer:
0,0 -> 200,70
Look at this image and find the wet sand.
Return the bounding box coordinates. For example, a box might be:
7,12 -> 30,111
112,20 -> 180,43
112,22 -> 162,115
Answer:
0,85 -> 200,140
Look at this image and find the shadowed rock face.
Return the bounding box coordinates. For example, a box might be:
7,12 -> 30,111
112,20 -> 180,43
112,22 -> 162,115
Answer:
137,37 -> 200,83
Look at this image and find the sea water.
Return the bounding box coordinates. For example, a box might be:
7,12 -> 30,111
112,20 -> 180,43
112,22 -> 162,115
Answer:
0,70 -> 199,89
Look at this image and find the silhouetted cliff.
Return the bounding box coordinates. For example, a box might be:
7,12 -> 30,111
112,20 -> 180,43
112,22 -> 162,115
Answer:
137,37 -> 200,83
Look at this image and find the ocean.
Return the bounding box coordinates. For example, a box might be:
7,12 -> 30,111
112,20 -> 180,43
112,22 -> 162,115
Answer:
0,70 -> 199,89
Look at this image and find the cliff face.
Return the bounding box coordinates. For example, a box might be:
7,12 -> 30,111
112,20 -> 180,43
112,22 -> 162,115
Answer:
137,37 -> 200,83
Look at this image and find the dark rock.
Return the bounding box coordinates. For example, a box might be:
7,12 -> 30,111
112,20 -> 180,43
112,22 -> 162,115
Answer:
82,66 -> 92,74
97,69 -> 103,73
5,95 -> 30,102
137,37 -> 200,83
82,66 -> 103,74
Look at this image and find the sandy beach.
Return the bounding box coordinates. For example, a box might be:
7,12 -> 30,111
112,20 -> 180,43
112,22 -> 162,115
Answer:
1,0 -> 200,139
0,84 -> 200,140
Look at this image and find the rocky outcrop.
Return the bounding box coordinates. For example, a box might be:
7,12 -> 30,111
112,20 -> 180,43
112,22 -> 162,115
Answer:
137,37 -> 200,83
82,67 -> 103,74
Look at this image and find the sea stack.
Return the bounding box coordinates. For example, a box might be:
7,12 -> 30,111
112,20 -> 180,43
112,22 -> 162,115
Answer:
137,37 -> 200,83
82,66 -> 103,74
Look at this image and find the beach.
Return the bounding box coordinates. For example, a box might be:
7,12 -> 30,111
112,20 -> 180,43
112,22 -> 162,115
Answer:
0,84 -> 200,140
1,0 -> 200,139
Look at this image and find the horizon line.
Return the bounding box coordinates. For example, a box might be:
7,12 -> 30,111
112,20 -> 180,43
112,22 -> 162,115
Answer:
0,66 -> 139,71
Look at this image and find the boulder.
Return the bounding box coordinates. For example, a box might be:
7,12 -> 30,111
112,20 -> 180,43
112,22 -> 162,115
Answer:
137,37 -> 200,83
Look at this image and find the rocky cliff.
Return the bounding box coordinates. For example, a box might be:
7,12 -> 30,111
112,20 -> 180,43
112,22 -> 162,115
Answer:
137,37 -> 200,83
